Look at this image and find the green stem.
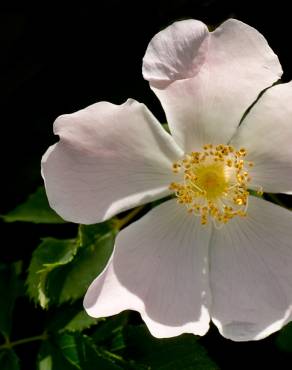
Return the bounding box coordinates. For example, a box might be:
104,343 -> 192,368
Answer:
115,206 -> 144,229
0,333 -> 48,350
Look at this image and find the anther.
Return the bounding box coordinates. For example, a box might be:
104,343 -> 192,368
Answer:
169,144 -> 259,226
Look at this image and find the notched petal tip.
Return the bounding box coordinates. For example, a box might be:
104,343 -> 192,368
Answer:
142,19 -> 209,88
143,17 -> 283,152
213,18 -> 282,77
122,97 -> 139,106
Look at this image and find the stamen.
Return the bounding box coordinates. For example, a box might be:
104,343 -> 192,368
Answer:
169,144 -> 260,226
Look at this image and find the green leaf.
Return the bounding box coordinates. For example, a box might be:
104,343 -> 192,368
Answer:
123,325 -> 219,370
93,313 -> 128,350
57,333 -> 80,369
0,264 -> 18,338
276,322 -> 292,352
37,339 -> 77,370
38,334 -> 123,370
78,222 -> 115,247
27,221 -> 116,308
47,230 -> 115,304
56,333 -> 123,369
2,186 -> 65,223
0,349 -> 20,370
59,310 -> 99,332
47,304 -> 100,333
27,238 -> 78,308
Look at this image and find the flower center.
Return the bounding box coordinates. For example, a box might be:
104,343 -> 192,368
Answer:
169,144 -> 261,226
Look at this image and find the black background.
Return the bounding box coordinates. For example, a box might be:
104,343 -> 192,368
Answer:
1,1 -> 292,369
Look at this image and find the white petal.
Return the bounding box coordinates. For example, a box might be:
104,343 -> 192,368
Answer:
84,199 -> 211,338
143,19 -> 282,151
210,196 -> 292,341
231,82 -> 292,193
41,99 -> 182,224
143,19 -> 209,88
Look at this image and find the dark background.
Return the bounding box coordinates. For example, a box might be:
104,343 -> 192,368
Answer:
1,2 -> 292,369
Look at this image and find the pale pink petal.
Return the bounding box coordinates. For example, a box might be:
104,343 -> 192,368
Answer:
231,82 -> 292,193
41,99 -> 182,224
84,199 -> 211,338
143,19 -> 209,88
210,196 -> 292,341
143,19 -> 282,151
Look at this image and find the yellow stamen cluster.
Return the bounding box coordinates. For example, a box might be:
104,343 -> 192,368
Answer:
169,144 -> 260,226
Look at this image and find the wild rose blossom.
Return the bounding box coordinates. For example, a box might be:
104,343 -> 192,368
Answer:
42,19 -> 292,341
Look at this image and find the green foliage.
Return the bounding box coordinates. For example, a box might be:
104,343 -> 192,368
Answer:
27,238 -> 79,308
57,332 -> 123,369
47,231 -> 115,304
47,304 -> 100,333
38,333 -> 123,370
93,312 -> 128,351
56,310 -> 99,333
37,338 -> 78,370
2,186 -> 65,223
276,322 -> 292,352
123,325 -> 219,370
78,223 -> 115,247
27,222 -> 116,308
0,350 -> 20,370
